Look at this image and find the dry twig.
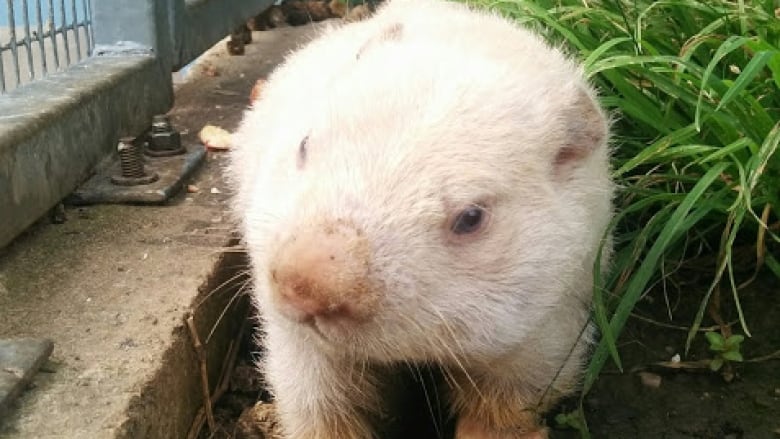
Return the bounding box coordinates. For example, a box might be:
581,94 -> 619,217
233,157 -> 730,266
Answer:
186,313 -> 217,437
186,308 -> 250,439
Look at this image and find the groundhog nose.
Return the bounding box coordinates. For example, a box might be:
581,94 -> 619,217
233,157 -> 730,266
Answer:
269,222 -> 375,321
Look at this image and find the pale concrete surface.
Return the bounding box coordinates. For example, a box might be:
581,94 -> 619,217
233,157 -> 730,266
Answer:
0,21 -> 326,439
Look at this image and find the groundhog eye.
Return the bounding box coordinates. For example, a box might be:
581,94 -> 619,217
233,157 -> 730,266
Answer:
451,205 -> 485,235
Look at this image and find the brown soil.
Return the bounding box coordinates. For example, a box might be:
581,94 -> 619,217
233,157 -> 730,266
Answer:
571,272 -> 780,439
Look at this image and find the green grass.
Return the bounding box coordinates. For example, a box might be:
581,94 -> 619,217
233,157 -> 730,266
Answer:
455,0 -> 780,433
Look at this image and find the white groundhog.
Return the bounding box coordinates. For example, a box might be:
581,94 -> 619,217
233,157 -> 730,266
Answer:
230,0 -> 614,437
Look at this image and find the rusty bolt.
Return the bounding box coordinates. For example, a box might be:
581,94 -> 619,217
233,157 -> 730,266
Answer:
147,114 -> 185,156
227,38 -> 245,56
232,23 -> 252,45
111,137 -> 159,186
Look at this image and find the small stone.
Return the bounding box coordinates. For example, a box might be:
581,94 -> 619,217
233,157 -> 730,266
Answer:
118,338 -> 137,350
211,187 -> 222,194
187,184 -> 199,193
638,371 -> 662,389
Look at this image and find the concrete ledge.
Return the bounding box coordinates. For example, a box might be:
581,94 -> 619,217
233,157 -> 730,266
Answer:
0,55 -> 173,248
0,162 -> 247,437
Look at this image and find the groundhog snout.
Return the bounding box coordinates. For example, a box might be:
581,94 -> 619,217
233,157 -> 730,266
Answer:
269,222 -> 377,322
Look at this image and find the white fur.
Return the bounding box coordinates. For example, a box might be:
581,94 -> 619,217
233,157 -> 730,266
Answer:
230,0 -> 614,437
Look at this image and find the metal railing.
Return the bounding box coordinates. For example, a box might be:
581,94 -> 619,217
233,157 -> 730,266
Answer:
0,0 -> 273,248
1,0 -> 94,93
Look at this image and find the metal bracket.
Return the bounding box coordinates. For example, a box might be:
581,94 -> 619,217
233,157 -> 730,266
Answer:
65,141 -> 206,206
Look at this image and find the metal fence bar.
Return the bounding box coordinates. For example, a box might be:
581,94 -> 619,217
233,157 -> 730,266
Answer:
7,0 -> 21,86
35,0 -> 48,74
48,0 -> 59,70
0,0 -> 99,90
59,0 -> 70,66
0,48 -> 4,92
22,0 -> 36,79
2,0 -> 261,93
71,0 -> 81,60
83,0 -> 92,56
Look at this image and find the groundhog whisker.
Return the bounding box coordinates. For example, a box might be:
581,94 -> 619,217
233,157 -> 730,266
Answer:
411,362 -> 444,439
205,279 -> 253,343
195,268 -> 252,310
440,363 -> 461,394
411,313 -> 485,404
419,296 -> 470,360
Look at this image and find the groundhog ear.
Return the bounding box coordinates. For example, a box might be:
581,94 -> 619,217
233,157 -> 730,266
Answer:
554,88 -> 608,173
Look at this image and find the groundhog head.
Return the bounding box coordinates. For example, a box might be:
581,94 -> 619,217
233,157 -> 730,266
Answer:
231,8 -> 613,366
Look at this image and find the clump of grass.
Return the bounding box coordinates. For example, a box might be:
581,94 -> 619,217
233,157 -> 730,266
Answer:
457,0 -> 780,416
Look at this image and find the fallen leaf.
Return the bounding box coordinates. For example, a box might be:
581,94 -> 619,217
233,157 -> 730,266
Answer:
199,124 -> 233,151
